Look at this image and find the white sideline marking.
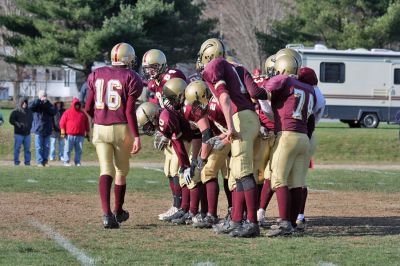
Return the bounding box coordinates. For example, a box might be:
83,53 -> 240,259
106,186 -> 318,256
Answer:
29,219 -> 95,266
142,166 -> 163,172
309,189 -> 330,193
318,262 -> 338,266
26,179 -> 38,183
86,179 -> 97,183
195,262 -> 216,266
145,180 -> 159,184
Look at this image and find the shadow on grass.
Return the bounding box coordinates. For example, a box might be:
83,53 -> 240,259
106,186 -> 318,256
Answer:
306,216 -> 400,237
134,224 -> 159,230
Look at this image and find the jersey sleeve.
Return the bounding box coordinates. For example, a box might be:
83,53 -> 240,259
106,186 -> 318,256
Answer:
127,72 -> 144,99
241,67 -> 268,100
85,73 -> 96,118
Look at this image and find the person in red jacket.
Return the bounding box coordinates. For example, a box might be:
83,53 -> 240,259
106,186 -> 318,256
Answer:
60,98 -> 90,166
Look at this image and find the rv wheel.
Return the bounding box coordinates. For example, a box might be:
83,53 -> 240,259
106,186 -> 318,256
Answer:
361,113 -> 379,128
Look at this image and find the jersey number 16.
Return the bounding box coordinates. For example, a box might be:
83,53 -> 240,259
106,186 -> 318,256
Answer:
95,79 -> 122,111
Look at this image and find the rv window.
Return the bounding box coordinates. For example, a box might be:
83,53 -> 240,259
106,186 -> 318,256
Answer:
394,69 -> 400,84
320,62 -> 345,83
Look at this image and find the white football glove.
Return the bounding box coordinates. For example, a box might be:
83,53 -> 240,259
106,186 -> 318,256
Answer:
183,167 -> 192,185
153,131 -> 169,151
206,136 -> 225,150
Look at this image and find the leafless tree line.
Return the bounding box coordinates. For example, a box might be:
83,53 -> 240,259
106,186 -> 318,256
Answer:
200,0 -> 290,71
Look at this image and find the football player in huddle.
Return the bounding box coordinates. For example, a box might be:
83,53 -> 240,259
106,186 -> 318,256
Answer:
183,80 -> 232,228
262,52 -> 316,237
295,67 -> 326,230
85,43 -> 143,229
252,55 -> 277,228
136,78 -> 205,225
141,49 -> 188,220
197,38 -> 269,237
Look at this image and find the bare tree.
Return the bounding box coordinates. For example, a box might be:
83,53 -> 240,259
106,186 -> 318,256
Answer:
200,0 -> 289,70
0,0 -> 24,102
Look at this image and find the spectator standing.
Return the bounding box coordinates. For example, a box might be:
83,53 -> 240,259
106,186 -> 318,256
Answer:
0,109 -> 4,126
60,97 -> 90,166
79,81 -> 88,108
49,101 -> 66,161
29,90 -> 56,167
9,98 -> 33,165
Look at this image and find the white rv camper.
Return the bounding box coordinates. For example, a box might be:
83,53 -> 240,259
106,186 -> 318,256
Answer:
289,44 -> 400,128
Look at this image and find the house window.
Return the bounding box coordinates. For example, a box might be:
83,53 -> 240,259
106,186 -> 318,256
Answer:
51,69 -> 64,81
394,69 -> 400,85
320,62 -> 345,83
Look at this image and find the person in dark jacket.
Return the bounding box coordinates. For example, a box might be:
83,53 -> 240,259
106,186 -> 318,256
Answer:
79,81 -> 88,108
60,97 -> 90,166
9,97 -> 33,165
49,101 -> 66,161
29,90 -> 56,167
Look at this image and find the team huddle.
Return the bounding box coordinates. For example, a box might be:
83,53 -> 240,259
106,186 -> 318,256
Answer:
85,38 -> 326,238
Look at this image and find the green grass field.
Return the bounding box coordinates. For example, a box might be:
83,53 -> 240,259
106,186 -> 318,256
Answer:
1,108 -> 399,164
0,166 -> 399,265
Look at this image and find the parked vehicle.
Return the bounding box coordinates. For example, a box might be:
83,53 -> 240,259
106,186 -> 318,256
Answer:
289,44 -> 400,128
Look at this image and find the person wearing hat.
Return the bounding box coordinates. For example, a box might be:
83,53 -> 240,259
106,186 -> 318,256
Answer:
29,90 -> 56,167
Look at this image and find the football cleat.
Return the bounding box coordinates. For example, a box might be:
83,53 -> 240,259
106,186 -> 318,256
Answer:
257,208 -> 269,228
158,206 -> 178,221
103,214 -> 119,229
296,218 -> 306,231
213,220 -> 241,234
266,220 -> 294,237
172,211 -> 195,225
229,220 -> 260,238
193,214 -> 218,229
163,208 -> 186,222
114,209 -> 129,223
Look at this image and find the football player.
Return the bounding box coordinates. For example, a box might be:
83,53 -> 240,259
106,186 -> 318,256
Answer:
197,38 -> 269,237
263,52 -> 316,237
142,49 -> 188,220
136,78 -> 204,225
251,56 -> 277,227
183,80 -> 232,228
296,67 -> 326,230
85,43 -> 143,229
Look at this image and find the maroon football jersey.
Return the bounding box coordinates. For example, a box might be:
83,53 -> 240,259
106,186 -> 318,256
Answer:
159,108 -> 192,168
183,96 -> 227,135
253,76 -> 275,130
207,96 -> 227,134
147,68 -> 187,107
202,58 -> 254,114
86,66 -> 143,125
264,75 -> 315,134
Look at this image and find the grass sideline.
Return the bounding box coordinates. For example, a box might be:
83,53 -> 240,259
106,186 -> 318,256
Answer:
1,108 -> 400,164
0,166 -> 399,265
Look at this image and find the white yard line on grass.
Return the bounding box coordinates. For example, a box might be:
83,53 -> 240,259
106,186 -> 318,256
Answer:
142,166 -> 164,172
29,218 -> 95,266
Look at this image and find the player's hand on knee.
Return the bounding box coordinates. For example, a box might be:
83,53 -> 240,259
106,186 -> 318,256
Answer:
183,167 -> 192,185
131,137 -> 141,154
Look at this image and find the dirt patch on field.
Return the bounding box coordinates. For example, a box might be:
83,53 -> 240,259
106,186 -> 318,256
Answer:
1,190 -> 399,241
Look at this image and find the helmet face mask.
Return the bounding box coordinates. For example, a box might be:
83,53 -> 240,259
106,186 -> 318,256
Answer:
185,80 -> 210,113
142,49 -> 167,80
264,54 -> 276,78
142,121 -> 157,136
111,43 -> 136,68
136,102 -> 159,136
143,63 -> 166,80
